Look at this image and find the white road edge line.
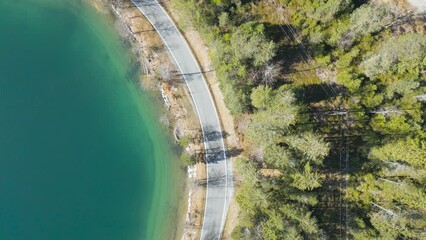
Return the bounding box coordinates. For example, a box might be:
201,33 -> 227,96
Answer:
130,0 -> 231,239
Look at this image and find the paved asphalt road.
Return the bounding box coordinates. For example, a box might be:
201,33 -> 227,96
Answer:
131,0 -> 234,239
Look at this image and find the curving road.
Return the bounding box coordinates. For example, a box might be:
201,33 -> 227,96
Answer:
130,0 -> 233,239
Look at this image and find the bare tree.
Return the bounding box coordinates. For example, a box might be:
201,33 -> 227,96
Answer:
252,61 -> 282,86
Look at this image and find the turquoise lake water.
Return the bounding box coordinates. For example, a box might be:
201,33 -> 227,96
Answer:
0,1 -> 182,239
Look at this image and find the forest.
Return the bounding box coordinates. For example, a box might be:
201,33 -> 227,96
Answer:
172,0 -> 426,239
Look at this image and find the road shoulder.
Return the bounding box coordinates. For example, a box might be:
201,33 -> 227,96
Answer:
160,1 -> 242,238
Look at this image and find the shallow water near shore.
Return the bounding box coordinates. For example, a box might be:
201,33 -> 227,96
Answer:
0,0 -> 183,239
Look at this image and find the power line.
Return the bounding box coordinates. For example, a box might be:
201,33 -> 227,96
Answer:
284,24 -> 339,96
271,12 -> 335,98
276,24 -> 334,98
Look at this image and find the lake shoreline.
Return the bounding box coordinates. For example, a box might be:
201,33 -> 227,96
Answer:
0,1 -> 184,239
87,0 -> 207,239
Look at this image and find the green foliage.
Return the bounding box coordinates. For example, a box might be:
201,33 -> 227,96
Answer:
369,137 -> 426,168
251,85 -> 274,110
230,22 -> 276,67
264,144 -> 291,169
386,79 -> 420,99
247,87 -> 299,146
349,3 -> 394,37
359,84 -> 384,107
211,0 -> 235,6
335,47 -> 360,69
285,132 -> 330,164
290,0 -> 352,29
352,176 -> 426,239
362,33 -> 426,78
180,152 -> 195,166
235,159 -> 267,217
279,204 -> 320,234
238,85 -> 328,238
369,211 -> 426,240
221,82 -> 250,115
336,70 -> 362,92
218,12 -> 230,29
178,136 -> 190,148
211,19 -> 276,114
291,162 -> 322,190
173,0 -> 426,238
312,0 -> 352,23
370,114 -> 414,135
